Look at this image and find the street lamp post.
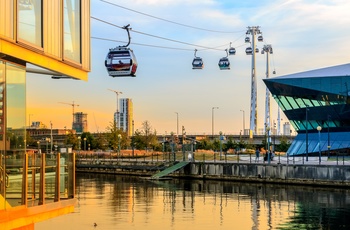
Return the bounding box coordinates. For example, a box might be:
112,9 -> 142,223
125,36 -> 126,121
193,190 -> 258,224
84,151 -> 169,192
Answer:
83,137 -> 87,151
45,137 -> 50,154
175,112 -> 179,136
219,131 -> 223,160
305,105 -> 309,161
317,126 -> 322,164
327,115 -> 331,158
29,114 -> 33,127
78,136 -> 81,157
212,107 -> 219,139
266,126 -> 271,164
240,110 -> 245,135
118,134 -> 122,157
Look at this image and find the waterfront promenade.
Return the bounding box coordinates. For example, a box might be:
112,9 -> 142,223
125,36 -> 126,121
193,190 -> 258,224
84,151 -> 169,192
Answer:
76,152 -> 350,188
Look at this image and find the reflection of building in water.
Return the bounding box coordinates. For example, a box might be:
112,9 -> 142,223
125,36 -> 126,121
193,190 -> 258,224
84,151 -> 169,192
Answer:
0,0 -> 91,229
75,175 -> 350,229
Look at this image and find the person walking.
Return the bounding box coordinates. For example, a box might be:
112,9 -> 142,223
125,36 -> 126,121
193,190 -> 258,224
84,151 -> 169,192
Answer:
255,148 -> 260,162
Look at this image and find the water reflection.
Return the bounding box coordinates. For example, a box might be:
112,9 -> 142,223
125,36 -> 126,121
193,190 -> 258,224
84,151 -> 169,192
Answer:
37,173 -> 350,230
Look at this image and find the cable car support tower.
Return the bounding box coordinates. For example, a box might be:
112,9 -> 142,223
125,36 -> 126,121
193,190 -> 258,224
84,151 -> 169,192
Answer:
262,44 -> 273,133
245,26 -> 263,135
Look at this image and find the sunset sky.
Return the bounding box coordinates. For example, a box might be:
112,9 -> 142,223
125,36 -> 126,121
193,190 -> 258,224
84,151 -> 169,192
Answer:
26,0 -> 350,135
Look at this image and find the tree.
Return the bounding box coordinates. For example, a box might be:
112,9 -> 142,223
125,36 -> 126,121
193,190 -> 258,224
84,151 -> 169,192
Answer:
132,121 -> 160,151
93,132 -> 108,150
276,135 -> 291,152
64,130 -> 79,149
196,138 -> 213,150
105,119 -> 126,152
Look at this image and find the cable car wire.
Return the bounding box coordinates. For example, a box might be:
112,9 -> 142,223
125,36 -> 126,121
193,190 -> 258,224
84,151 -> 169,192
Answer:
91,16 -> 233,51
100,0 -> 245,34
92,36 -> 194,51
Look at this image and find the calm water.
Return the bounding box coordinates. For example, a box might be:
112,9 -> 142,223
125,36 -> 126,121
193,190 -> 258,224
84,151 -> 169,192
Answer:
36,173 -> 350,230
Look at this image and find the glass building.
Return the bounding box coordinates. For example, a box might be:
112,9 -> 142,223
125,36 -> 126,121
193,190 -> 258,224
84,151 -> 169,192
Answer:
264,63 -> 350,156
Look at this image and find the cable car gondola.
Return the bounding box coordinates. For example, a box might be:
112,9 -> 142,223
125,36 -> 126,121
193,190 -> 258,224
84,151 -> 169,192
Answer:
228,42 -> 236,55
245,47 -> 253,55
105,24 -> 138,77
245,37 -> 250,43
105,47 -> 138,77
258,35 -> 263,42
255,48 -> 259,53
218,49 -> 230,70
192,49 -> 204,69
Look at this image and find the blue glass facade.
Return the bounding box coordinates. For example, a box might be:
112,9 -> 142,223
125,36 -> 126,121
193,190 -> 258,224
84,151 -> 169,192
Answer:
264,63 -> 350,156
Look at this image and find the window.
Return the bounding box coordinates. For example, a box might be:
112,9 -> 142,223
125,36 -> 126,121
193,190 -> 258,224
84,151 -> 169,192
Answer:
17,0 -> 42,48
64,0 -> 81,63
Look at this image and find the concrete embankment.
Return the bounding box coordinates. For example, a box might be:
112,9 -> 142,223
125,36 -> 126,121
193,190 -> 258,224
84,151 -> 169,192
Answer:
76,158 -> 350,187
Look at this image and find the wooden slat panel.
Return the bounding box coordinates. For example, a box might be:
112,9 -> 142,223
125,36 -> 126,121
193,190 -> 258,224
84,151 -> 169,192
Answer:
43,0 -> 62,59
81,0 -> 91,71
0,0 -> 14,40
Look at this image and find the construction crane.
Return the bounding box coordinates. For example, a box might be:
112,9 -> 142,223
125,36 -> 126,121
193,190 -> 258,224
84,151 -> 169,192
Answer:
58,101 -> 80,126
108,89 -> 122,113
108,89 -> 122,128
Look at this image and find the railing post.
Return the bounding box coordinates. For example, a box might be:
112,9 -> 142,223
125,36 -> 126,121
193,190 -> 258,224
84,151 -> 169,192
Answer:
54,153 -> 61,202
39,153 -> 46,205
21,154 -> 28,206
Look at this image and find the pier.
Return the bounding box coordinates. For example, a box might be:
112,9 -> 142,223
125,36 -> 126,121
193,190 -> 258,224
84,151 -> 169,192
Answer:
76,154 -> 350,187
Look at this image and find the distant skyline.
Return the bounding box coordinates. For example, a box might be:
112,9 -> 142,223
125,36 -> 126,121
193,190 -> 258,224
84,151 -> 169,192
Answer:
27,0 -> 350,135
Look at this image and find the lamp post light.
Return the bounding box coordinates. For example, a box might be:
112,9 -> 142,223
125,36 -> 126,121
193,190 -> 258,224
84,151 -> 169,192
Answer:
83,137 -> 87,151
37,141 -> 40,154
78,136 -> 81,157
240,110 -> 245,135
212,107 -> 219,139
45,137 -> 50,154
118,134 -> 122,157
317,126 -> 322,164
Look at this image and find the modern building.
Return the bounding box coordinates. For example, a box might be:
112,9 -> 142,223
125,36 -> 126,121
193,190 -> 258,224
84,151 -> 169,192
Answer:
264,63 -> 350,156
117,98 -> 133,136
73,112 -> 88,134
0,0 -> 91,229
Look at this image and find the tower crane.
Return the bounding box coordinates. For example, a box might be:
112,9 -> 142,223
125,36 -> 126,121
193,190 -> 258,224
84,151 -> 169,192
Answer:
108,89 -> 122,113
58,101 -> 80,126
108,89 -> 122,128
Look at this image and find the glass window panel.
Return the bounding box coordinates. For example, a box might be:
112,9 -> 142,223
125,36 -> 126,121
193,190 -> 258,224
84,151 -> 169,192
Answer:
5,63 -> 26,207
302,99 -> 312,107
17,0 -> 42,47
64,0 -> 81,63
279,96 -> 292,111
308,140 -> 318,153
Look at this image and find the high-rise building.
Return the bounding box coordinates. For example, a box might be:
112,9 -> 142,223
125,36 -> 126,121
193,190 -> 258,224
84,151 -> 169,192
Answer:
116,98 -> 133,136
73,112 -> 88,134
